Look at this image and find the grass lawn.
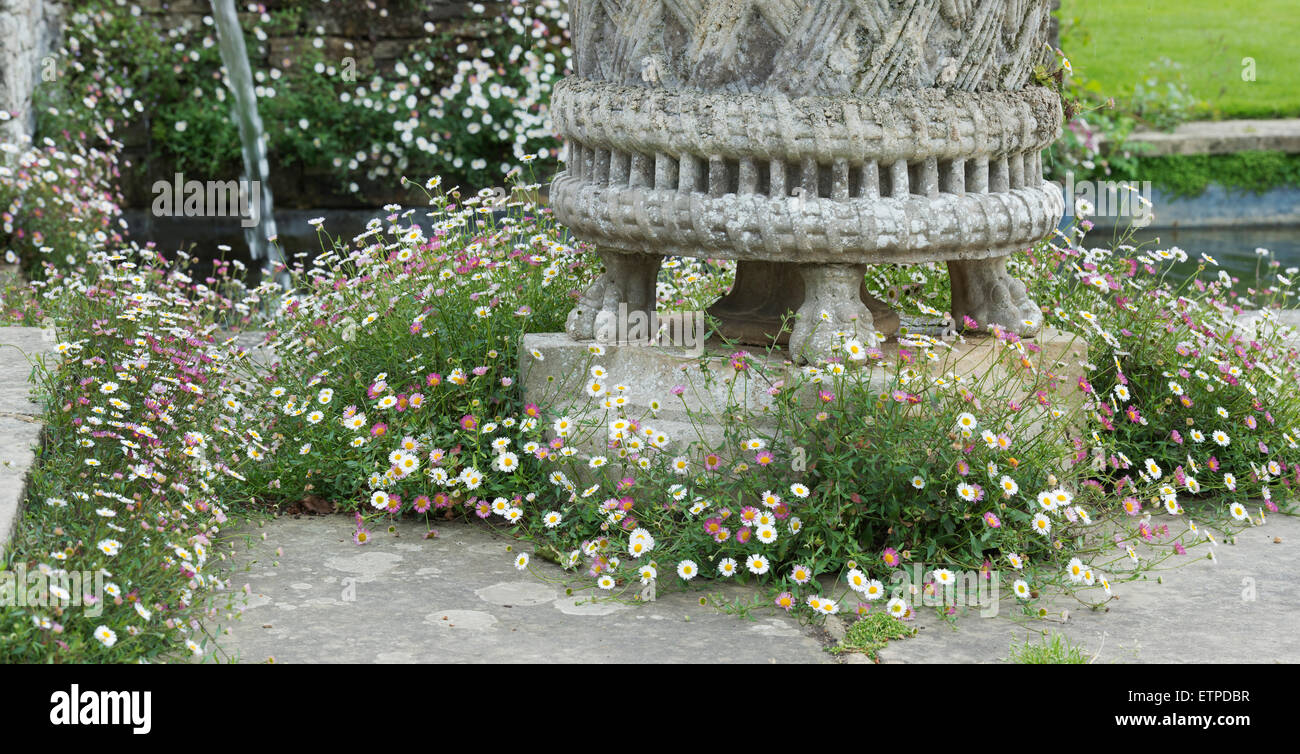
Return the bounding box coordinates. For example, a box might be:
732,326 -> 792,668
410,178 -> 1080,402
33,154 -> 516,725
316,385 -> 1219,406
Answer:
1059,0 -> 1300,119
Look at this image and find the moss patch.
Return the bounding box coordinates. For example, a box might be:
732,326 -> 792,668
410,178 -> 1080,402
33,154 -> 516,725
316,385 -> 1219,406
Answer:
830,612 -> 917,660
1008,632 -> 1090,664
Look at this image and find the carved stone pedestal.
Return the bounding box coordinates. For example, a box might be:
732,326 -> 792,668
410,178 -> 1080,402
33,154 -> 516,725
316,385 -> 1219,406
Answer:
551,0 -> 1064,363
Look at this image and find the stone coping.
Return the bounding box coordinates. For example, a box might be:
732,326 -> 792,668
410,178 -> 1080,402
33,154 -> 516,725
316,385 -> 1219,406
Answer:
0,327 -> 55,563
1106,119 -> 1300,157
1073,184 -> 1300,230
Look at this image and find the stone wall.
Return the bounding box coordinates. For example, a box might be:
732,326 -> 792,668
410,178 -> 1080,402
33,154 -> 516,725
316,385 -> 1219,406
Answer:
1049,0 -> 1061,50
0,0 -> 61,147
139,0 -> 491,70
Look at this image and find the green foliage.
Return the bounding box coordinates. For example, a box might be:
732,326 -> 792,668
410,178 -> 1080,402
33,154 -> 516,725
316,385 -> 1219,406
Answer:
1008,631 -> 1090,664
831,612 -> 916,659
1050,4 -> 1300,195
0,124 -> 126,276
1043,51 -> 1201,187
0,268 -> 45,325
1058,0 -> 1300,120
225,175 -> 593,509
1109,151 -> 1300,199
1126,58 -> 1205,132
38,0 -> 571,199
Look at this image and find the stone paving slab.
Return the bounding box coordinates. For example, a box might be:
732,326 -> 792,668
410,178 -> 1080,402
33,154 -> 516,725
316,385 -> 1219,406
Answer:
212,516 -> 837,664
214,313 -> 1300,664
876,512 -> 1300,664
0,327 -> 54,563
214,509 -> 1300,664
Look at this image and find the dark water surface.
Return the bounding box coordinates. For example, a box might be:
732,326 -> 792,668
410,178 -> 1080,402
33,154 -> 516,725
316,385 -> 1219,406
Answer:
1085,224 -> 1300,283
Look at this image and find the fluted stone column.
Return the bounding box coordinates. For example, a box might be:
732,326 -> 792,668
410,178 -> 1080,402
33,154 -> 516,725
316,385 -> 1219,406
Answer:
551,0 -> 1064,363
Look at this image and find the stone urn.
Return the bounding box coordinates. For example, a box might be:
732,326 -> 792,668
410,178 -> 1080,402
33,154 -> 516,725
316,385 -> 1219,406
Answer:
550,0 -> 1064,362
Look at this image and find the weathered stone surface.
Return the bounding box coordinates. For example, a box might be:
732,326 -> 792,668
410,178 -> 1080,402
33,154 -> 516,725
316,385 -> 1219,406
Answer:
0,327 -> 56,563
0,0 -> 60,147
520,326 -> 1086,457
875,510 -> 1300,664
551,0 -> 1065,363
211,515 -> 834,664
1105,118 -> 1300,157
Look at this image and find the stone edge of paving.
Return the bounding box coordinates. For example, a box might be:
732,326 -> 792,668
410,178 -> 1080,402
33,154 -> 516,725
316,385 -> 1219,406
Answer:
0,327 -> 55,564
1101,119 -> 1300,157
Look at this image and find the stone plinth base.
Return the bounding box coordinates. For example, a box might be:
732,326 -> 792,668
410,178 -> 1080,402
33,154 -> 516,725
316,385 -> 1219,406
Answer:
520,327 -> 1086,459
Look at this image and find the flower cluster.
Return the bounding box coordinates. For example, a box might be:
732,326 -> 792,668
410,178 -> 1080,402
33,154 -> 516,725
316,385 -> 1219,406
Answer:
238,174 -> 1295,624
35,0 -> 571,202
0,246 -> 267,661
0,125 -> 126,274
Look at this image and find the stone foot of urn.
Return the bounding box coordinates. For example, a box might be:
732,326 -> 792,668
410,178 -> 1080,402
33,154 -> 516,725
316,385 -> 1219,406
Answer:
552,0 -> 1064,363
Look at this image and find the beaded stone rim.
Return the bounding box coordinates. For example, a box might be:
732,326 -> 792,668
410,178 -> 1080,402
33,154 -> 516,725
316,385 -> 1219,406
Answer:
550,78 -> 1063,165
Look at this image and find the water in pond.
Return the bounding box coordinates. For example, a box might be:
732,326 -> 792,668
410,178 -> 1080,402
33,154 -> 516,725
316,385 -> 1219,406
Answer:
1083,225 -> 1300,284
122,209 -> 378,285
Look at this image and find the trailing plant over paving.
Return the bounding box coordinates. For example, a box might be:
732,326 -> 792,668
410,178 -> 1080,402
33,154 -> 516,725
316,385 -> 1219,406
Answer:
1,169 -> 1297,662
0,247 -> 268,662
2,1 -> 1298,662
233,175 -> 1297,625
